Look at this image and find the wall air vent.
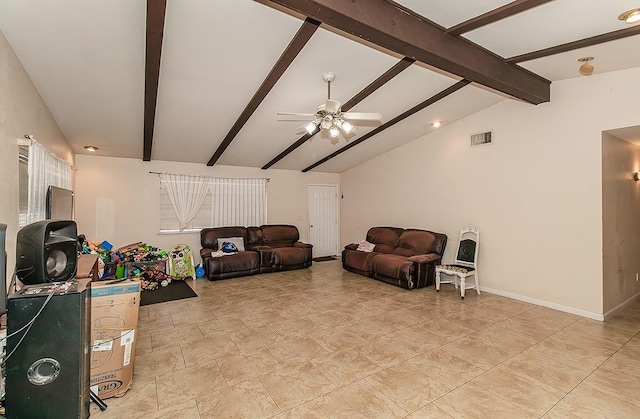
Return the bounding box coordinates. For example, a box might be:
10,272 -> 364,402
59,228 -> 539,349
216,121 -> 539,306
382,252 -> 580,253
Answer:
470,131 -> 493,147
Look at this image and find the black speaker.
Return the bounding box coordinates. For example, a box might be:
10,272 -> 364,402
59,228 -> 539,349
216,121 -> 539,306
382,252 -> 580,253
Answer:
0,223 -> 7,315
16,220 -> 78,285
5,279 -> 91,419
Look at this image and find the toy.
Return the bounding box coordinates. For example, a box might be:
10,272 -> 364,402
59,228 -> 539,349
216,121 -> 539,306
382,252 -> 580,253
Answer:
221,241 -> 238,253
136,266 -> 178,291
169,244 -> 195,279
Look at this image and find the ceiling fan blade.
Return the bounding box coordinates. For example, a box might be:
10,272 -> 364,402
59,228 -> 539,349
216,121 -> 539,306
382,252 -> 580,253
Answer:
277,112 -> 316,121
342,112 -> 383,121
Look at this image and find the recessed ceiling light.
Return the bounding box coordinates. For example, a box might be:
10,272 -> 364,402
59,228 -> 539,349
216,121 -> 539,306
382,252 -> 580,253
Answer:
618,8 -> 640,24
431,120 -> 443,128
84,145 -> 99,152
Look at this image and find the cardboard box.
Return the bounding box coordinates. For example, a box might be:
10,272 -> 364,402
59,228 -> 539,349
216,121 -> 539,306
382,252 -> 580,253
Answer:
90,280 -> 141,399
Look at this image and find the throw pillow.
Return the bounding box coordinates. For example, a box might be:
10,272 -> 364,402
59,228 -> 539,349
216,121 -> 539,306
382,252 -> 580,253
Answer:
221,241 -> 239,253
357,240 -> 375,252
217,236 -> 245,252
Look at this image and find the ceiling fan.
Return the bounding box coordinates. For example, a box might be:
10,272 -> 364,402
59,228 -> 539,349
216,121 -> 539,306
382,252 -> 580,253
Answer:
277,72 -> 382,143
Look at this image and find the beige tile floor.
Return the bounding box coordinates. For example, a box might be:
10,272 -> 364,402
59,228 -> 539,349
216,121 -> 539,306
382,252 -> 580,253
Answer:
90,260 -> 640,418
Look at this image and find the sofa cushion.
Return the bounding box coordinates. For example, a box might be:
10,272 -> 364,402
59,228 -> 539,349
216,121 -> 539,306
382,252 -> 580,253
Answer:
246,226 -> 262,247
366,227 -> 402,246
206,251 -> 259,275
393,247 -> 422,257
396,229 -> 436,255
370,254 -> 414,283
272,247 -> 308,267
373,244 -> 396,254
261,224 -> 299,248
201,226 -> 247,250
343,250 -> 380,273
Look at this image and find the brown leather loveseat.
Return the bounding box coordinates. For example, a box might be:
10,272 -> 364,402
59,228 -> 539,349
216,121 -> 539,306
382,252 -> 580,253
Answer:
342,227 -> 447,289
200,224 -> 312,281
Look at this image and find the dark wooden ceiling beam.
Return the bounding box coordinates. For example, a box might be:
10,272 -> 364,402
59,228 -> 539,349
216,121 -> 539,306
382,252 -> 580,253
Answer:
206,18 -> 319,166
340,57 -> 415,111
261,56 -> 415,169
445,0 -> 553,36
143,0 -> 167,161
506,25 -> 640,63
302,79 -> 471,172
264,0 -> 550,104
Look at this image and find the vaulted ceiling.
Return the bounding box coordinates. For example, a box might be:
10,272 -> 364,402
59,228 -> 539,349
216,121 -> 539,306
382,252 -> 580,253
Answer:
1,0 -> 639,172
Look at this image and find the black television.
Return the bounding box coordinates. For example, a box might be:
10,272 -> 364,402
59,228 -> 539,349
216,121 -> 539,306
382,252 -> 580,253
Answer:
46,185 -> 74,220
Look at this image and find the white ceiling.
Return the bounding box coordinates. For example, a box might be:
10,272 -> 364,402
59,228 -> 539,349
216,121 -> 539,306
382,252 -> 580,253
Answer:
1,0 -> 639,172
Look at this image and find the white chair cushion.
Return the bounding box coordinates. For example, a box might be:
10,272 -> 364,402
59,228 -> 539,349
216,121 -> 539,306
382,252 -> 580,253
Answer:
437,265 -> 469,274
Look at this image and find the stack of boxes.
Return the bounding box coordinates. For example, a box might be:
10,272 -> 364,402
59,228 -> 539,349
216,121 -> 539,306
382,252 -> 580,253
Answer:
89,280 -> 141,399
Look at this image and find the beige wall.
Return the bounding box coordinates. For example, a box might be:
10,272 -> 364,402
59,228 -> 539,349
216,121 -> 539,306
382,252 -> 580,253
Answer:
340,67 -> 640,318
74,155 -> 339,261
0,30 -> 72,272
602,133 -> 640,315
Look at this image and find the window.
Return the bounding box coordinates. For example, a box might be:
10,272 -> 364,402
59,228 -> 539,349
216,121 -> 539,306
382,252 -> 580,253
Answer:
159,176 -> 267,233
18,145 -> 29,227
211,178 -> 267,228
18,140 -> 72,227
159,185 -> 212,232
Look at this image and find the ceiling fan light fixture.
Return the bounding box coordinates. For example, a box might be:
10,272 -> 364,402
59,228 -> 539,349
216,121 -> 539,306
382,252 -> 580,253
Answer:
305,121 -> 318,135
321,115 -> 333,130
325,100 -> 340,114
342,121 -> 353,134
619,8 -> 640,23
279,72 -> 380,144
578,57 -> 595,76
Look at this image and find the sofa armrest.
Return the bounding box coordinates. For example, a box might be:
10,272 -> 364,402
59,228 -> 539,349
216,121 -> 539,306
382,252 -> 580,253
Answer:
251,246 -> 273,269
344,243 -> 358,251
407,253 -> 441,264
200,247 -> 215,259
294,241 -> 313,249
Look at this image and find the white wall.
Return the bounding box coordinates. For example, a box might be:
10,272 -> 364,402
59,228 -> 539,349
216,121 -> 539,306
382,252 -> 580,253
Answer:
602,133 -> 640,315
74,155 -> 339,262
0,30 -> 73,272
340,67 -> 640,318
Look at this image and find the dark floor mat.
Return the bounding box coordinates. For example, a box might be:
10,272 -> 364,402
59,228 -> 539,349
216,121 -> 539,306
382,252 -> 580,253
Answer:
140,280 -> 197,306
312,256 -> 337,262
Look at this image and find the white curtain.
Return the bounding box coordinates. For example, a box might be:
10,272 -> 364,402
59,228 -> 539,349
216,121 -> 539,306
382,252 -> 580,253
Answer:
160,173 -> 210,231
211,178 -> 267,227
26,140 -> 72,224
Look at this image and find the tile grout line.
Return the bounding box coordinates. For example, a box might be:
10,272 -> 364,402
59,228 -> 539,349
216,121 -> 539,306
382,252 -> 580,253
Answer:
538,326 -> 640,417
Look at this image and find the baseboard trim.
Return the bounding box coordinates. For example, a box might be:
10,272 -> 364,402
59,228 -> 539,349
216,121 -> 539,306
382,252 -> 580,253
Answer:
603,291 -> 640,320
480,286 -> 604,321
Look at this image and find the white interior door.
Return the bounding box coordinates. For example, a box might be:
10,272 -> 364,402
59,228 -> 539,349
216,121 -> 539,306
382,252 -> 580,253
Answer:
308,184 -> 338,258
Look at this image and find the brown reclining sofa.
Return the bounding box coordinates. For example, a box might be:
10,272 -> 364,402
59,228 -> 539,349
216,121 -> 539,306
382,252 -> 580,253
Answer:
200,224 -> 312,281
342,226 -> 447,289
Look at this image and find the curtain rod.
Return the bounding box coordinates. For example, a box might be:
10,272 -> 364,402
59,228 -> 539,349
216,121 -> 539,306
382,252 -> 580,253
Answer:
149,171 -> 269,181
